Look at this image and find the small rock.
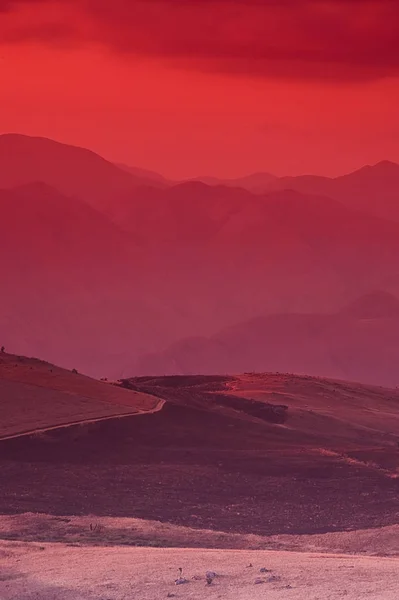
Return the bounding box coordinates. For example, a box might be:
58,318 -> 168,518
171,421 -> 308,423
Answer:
246,563 -> 253,568
254,578 -> 265,585
259,567 -> 271,573
206,571 -> 217,580
267,575 -> 281,582
167,594 -> 176,598
175,577 -> 188,585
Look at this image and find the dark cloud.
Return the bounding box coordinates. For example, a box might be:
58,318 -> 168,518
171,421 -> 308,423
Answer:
0,0 -> 51,10
1,0 -> 399,80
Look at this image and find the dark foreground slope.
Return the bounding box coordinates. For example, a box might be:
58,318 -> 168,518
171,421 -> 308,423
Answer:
1,373 -> 398,537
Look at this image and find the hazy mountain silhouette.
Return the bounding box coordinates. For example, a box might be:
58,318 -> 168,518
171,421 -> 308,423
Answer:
106,181 -> 253,241
191,171 -> 277,193
3,134 -> 398,224
3,134 -> 399,384
195,161 -> 399,223
0,183 -> 185,377
105,182 -> 399,330
0,134 -> 158,210
268,161 -> 399,222
340,290 -> 399,319
116,162 -> 170,186
137,292 -> 399,387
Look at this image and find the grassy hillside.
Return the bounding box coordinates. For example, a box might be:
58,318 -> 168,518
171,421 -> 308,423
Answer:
0,353 -> 162,439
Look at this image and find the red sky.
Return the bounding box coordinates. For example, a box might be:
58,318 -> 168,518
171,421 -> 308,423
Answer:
1,0 -> 399,179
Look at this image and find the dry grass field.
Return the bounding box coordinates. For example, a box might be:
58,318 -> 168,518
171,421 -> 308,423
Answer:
0,513 -> 398,556
1,541 -> 398,600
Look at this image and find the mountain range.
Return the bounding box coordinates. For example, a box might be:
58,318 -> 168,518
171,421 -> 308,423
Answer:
190,171 -> 277,193
2,133 -> 399,384
0,134 -> 162,212
0,180 -> 183,376
265,161 -> 399,223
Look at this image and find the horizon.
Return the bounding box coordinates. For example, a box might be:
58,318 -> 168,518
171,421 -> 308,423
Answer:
1,130 -> 398,182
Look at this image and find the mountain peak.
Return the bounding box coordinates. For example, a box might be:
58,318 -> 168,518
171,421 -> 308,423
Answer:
352,160 -> 399,177
0,132 -> 156,208
373,159 -> 399,169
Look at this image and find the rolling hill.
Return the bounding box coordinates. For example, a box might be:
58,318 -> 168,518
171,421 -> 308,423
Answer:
0,369 -> 397,538
0,352 -> 162,439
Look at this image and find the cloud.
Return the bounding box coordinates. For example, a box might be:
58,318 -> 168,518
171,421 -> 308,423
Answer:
1,0 -> 399,80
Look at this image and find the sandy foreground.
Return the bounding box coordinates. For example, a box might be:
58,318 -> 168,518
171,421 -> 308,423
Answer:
1,542 -> 398,600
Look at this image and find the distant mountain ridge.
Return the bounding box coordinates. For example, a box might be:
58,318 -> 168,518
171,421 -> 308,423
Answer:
0,134 -> 163,210
116,162 -> 170,186
188,160 -> 399,223
190,171 -> 277,193
137,292 -> 399,387
2,133 -> 399,221
267,160 -> 399,222
0,182 -> 184,377
341,290 -> 399,319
